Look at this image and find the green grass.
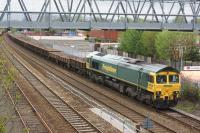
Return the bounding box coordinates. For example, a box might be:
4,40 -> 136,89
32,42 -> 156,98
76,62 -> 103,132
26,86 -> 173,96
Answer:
176,100 -> 199,113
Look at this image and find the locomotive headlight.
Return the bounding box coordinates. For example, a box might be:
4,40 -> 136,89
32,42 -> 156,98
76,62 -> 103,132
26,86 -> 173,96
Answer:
156,91 -> 161,96
173,91 -> 179,95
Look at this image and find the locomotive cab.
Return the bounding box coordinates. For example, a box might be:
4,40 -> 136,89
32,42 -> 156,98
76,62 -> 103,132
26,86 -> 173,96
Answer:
152,70 -> 181,108
147,66 -> 181,108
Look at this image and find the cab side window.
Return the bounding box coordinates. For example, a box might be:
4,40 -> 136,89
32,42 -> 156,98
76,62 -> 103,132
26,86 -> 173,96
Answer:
148,75 -> 154,83
92,61 -> 99,70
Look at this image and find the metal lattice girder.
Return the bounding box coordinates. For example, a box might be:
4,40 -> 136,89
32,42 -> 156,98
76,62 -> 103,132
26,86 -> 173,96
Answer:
18,0 -> 32,21
1,0 -> 200,30
0,0 -> 11,21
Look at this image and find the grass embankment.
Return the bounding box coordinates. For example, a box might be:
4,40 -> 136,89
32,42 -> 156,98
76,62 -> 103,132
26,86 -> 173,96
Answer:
176,101 -> 199,113
0,36 -> 21,133
176,79 -> 200,113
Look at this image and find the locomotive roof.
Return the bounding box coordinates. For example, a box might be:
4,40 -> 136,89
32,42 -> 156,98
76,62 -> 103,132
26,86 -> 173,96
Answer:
142,64 -> 179,73
88,52 -> 179,74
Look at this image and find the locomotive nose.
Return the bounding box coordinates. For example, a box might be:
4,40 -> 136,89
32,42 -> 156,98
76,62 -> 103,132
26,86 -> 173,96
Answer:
160,88 -> 180,101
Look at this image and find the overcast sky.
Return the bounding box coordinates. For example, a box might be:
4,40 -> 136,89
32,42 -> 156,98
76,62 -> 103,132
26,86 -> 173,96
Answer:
0,0 -> 196,21
0,0 -> 194,13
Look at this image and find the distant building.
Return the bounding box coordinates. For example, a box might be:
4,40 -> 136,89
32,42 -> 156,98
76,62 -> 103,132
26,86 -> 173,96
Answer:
181,69 -> 200,88
94,43 -> 119,51
88,30 -> 121,42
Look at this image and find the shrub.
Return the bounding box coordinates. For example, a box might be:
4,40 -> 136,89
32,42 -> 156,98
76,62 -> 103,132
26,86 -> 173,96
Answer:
181,79 -> 200,102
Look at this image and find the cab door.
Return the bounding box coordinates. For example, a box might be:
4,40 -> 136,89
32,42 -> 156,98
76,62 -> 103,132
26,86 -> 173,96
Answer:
86,58 -> 91,69
137,68 -> 143,87
147,74 -> 155,93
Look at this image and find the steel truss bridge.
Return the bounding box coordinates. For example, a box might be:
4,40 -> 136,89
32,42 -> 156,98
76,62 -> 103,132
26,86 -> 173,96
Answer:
1,0 -> 200,30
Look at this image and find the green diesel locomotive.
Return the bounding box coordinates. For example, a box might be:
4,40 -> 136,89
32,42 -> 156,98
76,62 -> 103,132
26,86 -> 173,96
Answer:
86,52 -> 181,108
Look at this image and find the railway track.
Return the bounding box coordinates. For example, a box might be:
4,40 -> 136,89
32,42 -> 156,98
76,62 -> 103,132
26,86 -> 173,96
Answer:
6,84 -> 49,133
4,34 -> 200,133
162,108 -> 200,131
2,39 -> 101,133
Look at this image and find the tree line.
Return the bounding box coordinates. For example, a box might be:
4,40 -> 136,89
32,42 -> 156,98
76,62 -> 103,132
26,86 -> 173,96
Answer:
119,30 -> 200,62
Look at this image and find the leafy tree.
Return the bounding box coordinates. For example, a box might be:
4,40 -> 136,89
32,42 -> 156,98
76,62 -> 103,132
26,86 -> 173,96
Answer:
120,29 -> 197,63
155,30 -> 177,61
179,32 -> 196,47
155,30 -> 195,61
140,31 -> 158,57
120,29 -> 143,55
184,46 -> 200,61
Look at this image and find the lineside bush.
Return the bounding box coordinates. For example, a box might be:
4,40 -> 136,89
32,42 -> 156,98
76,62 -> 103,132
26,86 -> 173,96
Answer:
181,79 -> 200,102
